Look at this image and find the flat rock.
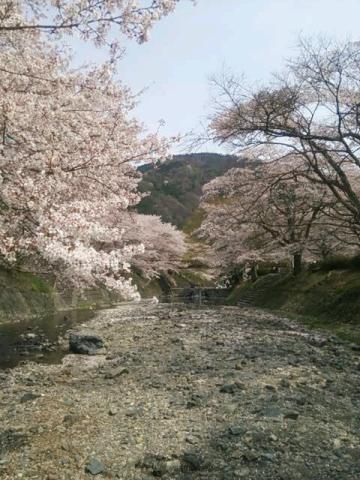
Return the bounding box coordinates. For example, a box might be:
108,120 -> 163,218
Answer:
104,366 -> 129,379
220,383 -> 240,394
69,333 -> 104,355
85,458 -> 105,475
229,425 -> 245,436
284,410 -> 300,420
19,392 -> 41,403
260,405 -> 282,418
182,452 -> 204,471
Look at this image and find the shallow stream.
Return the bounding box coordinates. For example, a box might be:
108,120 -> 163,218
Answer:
0,288 -> 230,369
0,309 -> 95,369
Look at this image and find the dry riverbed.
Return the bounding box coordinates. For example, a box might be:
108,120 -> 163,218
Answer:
0,303 -> 359,480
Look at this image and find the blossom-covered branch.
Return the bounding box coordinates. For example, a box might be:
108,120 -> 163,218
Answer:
208,38 -> 360,241
0,16 -> 184,298
1,1 -> 187,48
198,157 -> 344,274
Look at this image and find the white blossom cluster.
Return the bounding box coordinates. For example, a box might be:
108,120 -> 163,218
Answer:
0,2 -> 186,298
1,1 -> 188,56
208,39 -> 360,260
198,157 -> 357,272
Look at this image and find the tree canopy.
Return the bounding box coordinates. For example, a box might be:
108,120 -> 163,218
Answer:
0,0 -> 186,298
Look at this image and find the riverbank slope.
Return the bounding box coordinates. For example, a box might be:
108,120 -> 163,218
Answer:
0,267 -> 207,323
228,269 -> 360,344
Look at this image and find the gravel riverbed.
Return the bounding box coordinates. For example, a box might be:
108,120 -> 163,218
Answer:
0,303 -> 359,479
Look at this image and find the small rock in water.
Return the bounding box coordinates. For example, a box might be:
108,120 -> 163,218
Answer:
69,333 -> 104,355
85,458 -> 105,476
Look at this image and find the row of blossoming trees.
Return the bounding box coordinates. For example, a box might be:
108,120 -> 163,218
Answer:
0,1 -> 187,299
199,38 -> 360,276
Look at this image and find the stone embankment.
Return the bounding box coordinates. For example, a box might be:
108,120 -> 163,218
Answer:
0,303 -> 359,479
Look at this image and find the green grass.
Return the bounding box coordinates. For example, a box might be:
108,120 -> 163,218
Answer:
291,313 -> 360,344
0,267 -> 55,321
316,254 -> 360,272
228,269 -> 360,344
174,269 -> 213,288
27,273 -> 52,293
182,208 -> 206,234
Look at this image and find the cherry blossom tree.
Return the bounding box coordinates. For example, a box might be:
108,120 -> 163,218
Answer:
0,9 -> 184,298
0,1 -> 186,48
122,213 -> 186,278
198,158 -> 331,275
208,38 -> 360,244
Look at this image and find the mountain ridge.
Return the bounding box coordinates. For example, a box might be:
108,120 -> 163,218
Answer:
136,152 -> 246,228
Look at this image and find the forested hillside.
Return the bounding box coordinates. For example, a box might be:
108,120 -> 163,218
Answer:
136,153 -> 245,228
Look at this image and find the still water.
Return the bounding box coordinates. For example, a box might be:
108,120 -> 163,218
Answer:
0,289 -> 230,370
0,309 -> 95,369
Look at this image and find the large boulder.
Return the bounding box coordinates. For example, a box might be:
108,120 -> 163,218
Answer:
69,332 -> 104,355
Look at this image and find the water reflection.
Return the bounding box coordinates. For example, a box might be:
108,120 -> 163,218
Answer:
0,309 -> 95,369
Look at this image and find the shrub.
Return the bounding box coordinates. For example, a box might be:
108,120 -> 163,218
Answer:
317,254 -> 360,272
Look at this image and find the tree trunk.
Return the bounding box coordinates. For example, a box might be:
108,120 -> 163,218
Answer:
293,252 -> 302,276
250,264 -> 258,282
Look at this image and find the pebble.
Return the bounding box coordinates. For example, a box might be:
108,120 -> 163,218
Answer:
19,392 -> 40,403
182,452 -> 204,471
125,406 -> 143,417
219,383 -> 243,394
1,303 -> 359,480
284,411 -> 300,420
229,425 -> 245,436
104,367 -> 129,379
261,405 -> 282,418
85,458 -> 105,476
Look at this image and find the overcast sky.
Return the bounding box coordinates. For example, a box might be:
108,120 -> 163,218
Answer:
74,0 -> 360,153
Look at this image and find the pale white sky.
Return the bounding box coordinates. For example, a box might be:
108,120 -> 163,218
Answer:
72,0 -> 360,152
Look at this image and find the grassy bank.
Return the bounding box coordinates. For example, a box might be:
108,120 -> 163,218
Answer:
0,268 -> 55,322
0,267 -> 129,322
228,269 -> 360,344
0,266 -> 208,323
